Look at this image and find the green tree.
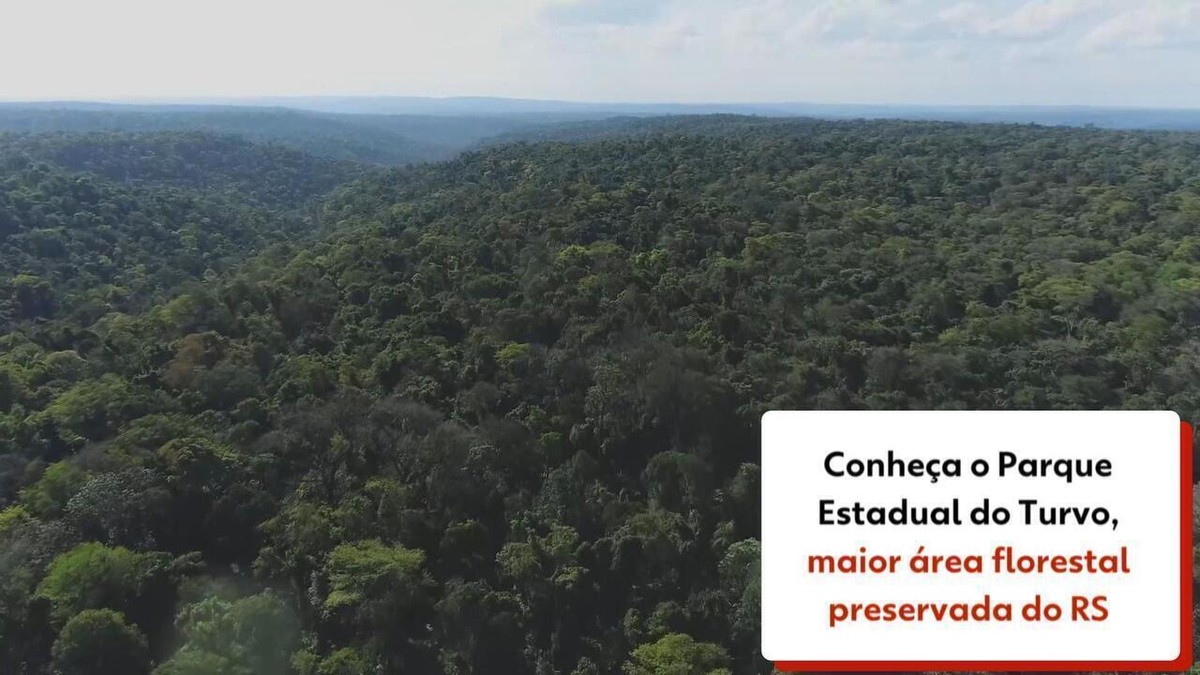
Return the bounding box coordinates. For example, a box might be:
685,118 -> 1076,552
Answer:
34,542 -> 180,635
154,591 -> 299,675
623,633 -> 731,675
51,609 -> 150,675
323,540 -> 434,670
18,462 -> 87,518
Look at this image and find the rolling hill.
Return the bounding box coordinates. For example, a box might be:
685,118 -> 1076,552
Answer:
2,116 -> 1199,673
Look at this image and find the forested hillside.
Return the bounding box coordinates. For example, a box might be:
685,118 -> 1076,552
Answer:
0,106 -> 576,166
0,132 -> 364,206
0,107 -> 460,166
2,118 -> 1200,674
0,132 -> 362,334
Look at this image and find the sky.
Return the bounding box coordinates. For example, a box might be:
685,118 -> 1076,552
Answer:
2,0 -> 1200,107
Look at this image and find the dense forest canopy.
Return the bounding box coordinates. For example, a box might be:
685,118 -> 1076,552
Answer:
0,106 -> 587,167
1,115 -> 1199,674
0,131 -> 363,337
0,131 -> 365,205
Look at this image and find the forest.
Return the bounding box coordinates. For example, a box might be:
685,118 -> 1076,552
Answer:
1,115 -> 1200,674
0,105 -> 591,167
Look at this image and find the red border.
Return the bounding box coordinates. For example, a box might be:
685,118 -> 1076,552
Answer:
774,419 -> 1195,673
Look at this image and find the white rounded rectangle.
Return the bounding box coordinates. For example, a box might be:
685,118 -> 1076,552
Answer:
761,410 -> 1186,666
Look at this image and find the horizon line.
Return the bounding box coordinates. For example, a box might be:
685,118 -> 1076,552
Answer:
0,95 -> 1198,113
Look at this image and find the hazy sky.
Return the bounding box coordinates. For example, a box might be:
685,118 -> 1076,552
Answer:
3,0 -> 1200,106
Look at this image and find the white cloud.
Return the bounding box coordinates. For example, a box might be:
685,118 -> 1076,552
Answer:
541,0 -> 674,26
987,0 -> 1102,39
1081,1 -> 1200,50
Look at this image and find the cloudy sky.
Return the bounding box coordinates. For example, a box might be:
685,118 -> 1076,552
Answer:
3,0 -> 1199,106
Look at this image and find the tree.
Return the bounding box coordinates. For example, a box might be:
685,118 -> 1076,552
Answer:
65,468 -> 172,549
154,591 -> 299,675
18,461 -> 87,518
36,543 -> 148,624
623,633 -> 731,675
12,274 -> 55,319
34,542 -> 181,638
314,648 -> 372,675
153,648 -> 235,675
323,540 -> 435,670
50,609 -> 150,675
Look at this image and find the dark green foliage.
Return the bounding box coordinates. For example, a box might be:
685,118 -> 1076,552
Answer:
0,132 -> 357,335
2,116 -> 1200,673
0,131 -> 363,207
0,107 -> 454,165
50,609 -> 151,675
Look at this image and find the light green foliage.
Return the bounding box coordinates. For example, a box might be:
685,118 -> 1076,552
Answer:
34,543 -> 163,625
623,633 -> 731,675
19,462 -> 87,519
42,374 -> 163,443
495,342 -> 533,368
325,540 -> 426,610
154,648 -> 236,675
0,505 -> 30,536
154,591 -> 299,675
313,647 -> 372,675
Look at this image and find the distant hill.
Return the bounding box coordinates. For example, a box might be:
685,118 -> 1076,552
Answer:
0,130 -> 364,207
93,95 -> 1200,131
0,131 -> 366,330
0,106 -> 457,165
477,114 -> 800,146
6,100 -> 1199,170
322,113 -> 600,149
476,113 -> 1200,154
